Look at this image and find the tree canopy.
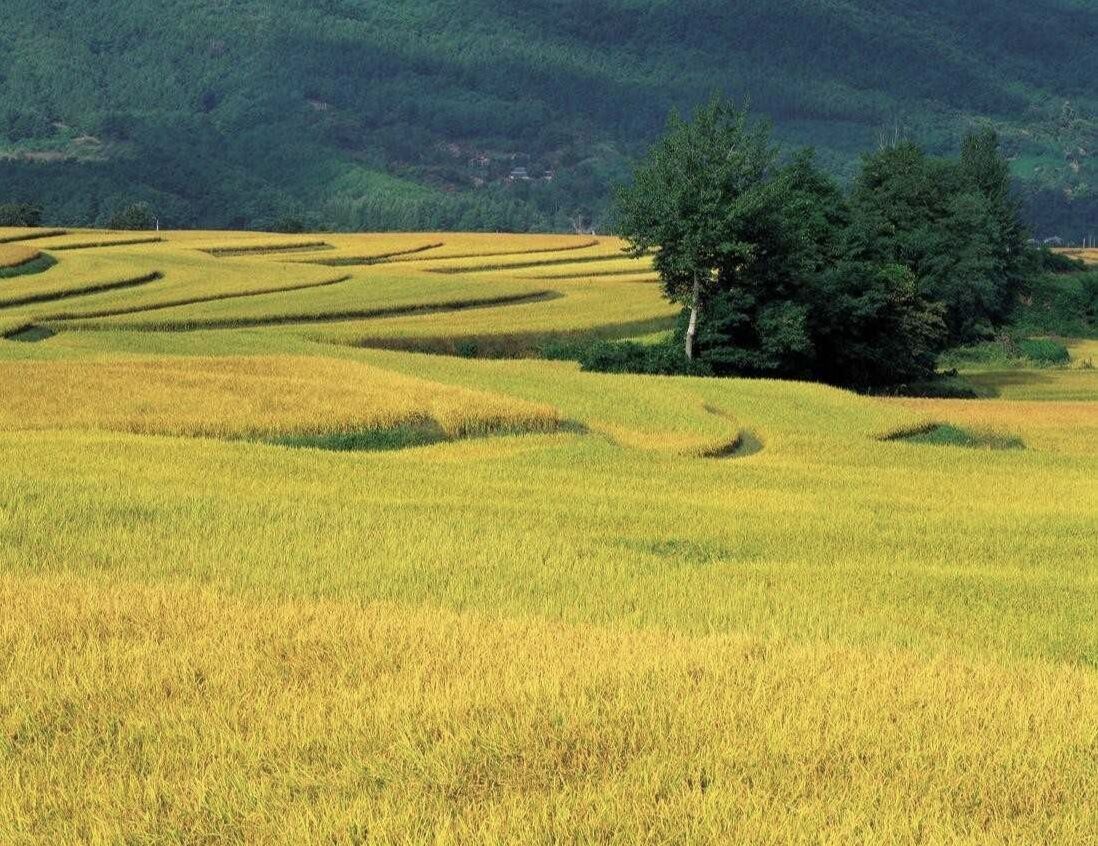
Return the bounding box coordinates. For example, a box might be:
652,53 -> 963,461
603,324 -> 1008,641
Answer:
614,100 -> 1029,389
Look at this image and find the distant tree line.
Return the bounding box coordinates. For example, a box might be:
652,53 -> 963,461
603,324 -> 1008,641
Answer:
2,0 -> 1097,234
0,203 -> 42,227
611,99 -> 1034,390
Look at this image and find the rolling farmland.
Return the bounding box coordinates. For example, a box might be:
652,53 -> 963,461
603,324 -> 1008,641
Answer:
0,229 -> 1095,843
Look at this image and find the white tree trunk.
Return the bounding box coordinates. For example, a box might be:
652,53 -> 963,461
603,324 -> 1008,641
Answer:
685,275 -> 701,361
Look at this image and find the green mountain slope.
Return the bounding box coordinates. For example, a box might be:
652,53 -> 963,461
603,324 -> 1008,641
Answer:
1,0 -> 1096,235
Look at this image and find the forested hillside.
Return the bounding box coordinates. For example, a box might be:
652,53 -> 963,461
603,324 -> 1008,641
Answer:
2,0 -> 1097,235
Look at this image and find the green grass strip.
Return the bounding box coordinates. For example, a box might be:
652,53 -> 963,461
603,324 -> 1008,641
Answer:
0,254 -> 57,278
887,424 -> 1025,450
203,241 -> 333,257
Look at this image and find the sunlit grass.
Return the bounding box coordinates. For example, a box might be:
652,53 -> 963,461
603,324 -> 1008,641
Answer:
0,228 -> 1094,843
0,243 -> 39,268
1,574 -> 1093,844
0,356 -> 559,440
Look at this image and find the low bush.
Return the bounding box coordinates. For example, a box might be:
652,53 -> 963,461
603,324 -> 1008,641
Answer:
1016,338 -> 1071,366
942,334 -> 1072,370
579,339 -> 711,376
1013,272 -> 1098,336
875,376 -> 980,399
1032,248 -> 1086,275
0,202 -> 42,227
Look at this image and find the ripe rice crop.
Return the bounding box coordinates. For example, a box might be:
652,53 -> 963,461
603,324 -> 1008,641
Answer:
0,244 -> 40,268
0,227 -> 67,243
1060,247 -> 1098,264
0,227 -> 1094,844
49,236 -> 165,250
0,356 -> 559,440
203,240 -> 334,257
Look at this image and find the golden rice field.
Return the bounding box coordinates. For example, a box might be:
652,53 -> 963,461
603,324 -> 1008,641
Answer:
0,228 -> 1095,844
0,244 -> 39,269
1061,247 -> 1098,265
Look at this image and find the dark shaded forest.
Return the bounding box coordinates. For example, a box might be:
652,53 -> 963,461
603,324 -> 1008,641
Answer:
1,0 -> 1096,235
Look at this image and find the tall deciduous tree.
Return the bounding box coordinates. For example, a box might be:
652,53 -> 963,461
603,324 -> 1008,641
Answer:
848,135 -> 1028,344
108,202 -> 156,231
615,99 -> 774,360
612,102 -> 954,389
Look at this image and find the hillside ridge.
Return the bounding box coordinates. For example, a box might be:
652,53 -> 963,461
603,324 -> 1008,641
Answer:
1,0 -> 1096,234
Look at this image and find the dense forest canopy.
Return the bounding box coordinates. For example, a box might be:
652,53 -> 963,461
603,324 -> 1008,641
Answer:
1,0 -> 1097,235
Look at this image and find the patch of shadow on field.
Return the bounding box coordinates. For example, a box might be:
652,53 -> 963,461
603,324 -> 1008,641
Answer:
352,316 -> 678,358
202,241 -> 334,257
701,404 -> 764,459
264,419 -> 575,453
268,424 -> 449,452
0,229 -> 68,244
0,254 -> 58,279
0,271 -> 163,310
294,242 -> 445,266
3,325 -> 57,343
51,237 -> 165,251
617,536 -> 762,568
124,291 -> 564,332
47,275 -> 353,323
884,423 -> 1025,450
703,429 -> 764,459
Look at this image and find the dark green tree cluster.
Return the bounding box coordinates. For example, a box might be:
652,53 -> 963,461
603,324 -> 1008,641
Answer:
847,134 -> 1028,345
615,101 -> 1030,389
1,0 -> 1097,233
0,203 -> 42,227
107,202 -> 156,231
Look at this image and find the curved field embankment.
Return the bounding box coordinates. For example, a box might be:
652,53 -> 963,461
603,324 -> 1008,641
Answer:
60,290 -> 561,333
0,228 -> 68,244
0,246 -> 57,280
40,274 -> 354,323
203,241 -> 334,257
0,244 -> 41,269
384,237 -> 603,265
0,356 -> 560,447
886,396 -> 1098,455
0,271 -> 163,310
427,253 -> 637,275
49,237 -> 165,251
292,242 -> 445,266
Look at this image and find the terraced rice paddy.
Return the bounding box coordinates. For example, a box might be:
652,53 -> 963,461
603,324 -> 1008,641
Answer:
0,244 -> 39,269
1061,247 -> 1098,265
0,228 -> 1095,844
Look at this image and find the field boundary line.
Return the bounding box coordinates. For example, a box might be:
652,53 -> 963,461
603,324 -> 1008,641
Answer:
202,241 -> 333,257
428,253 -> 637,274
65,290 -> 561,332
51,237 -> 165,251
0,272 -> 164,310
293,242 -> 445,266
350,315 -> 679,357
47,275 -> 354,322
0,229 -> 68,244
387,239 -> 603,266
529,268 -> 657,280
